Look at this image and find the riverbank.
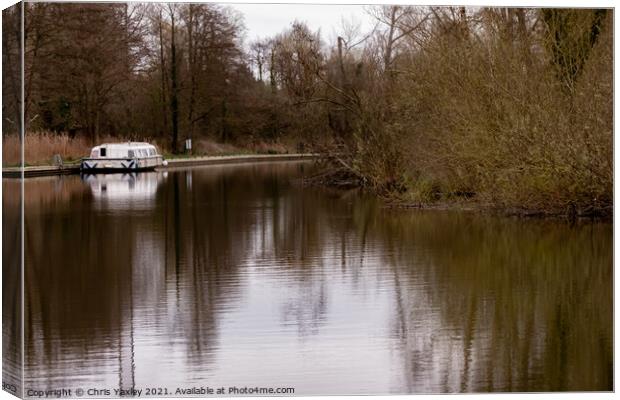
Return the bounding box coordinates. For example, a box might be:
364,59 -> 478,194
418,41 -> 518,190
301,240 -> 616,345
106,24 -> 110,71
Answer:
383,198 -> 613,221
304,164 -> 612,221
2,153 -> 319,178
2,132 -> 299,168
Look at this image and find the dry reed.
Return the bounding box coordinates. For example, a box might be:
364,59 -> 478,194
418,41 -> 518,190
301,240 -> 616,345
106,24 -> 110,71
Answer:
3,131 -> 109,166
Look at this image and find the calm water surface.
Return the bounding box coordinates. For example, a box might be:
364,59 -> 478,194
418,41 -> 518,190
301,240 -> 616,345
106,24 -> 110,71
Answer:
3,161 -> 613,395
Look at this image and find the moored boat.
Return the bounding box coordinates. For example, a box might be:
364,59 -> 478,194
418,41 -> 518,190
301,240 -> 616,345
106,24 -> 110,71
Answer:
81,142 -> 167,173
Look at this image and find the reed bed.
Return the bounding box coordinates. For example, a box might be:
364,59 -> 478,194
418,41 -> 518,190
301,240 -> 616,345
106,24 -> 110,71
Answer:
3,131 -> 94,166
1,132 -> 157,166
2,132 -> 294,167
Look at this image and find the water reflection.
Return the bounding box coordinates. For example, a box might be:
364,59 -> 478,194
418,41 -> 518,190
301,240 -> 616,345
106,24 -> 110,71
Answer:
16,162 -> 612,394
82,172 -> 166,211
3,179 -> 22,397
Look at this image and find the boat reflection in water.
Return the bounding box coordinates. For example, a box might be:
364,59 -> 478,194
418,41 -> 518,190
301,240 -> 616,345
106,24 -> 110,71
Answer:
82,171 -> 167,211
78,171 -> 168,393
20,163 -> 612,394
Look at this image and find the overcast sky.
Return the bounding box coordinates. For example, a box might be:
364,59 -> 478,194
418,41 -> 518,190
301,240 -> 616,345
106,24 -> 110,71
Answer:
228,3 -> 376,45
211,0 -> 613,46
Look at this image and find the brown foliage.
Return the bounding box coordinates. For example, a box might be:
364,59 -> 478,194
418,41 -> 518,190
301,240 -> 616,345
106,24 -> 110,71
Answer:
2,4 -> 612,216
4,132 -> 92,166
387,8 -> 612,215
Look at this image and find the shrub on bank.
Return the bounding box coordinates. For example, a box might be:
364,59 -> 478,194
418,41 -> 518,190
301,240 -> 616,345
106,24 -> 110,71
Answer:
354,10 -> 612,217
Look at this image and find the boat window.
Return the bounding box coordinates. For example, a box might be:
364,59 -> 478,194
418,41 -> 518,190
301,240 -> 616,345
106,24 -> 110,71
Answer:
128,150 -> 135,158
90,149 -> 99,158
100,147 -> 106,157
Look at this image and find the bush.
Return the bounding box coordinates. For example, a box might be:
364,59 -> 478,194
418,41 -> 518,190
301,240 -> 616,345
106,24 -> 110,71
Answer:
381,9 -> 612,216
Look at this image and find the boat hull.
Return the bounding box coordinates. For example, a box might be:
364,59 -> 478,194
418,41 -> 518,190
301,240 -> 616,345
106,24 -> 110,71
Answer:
81,156 -> 164,173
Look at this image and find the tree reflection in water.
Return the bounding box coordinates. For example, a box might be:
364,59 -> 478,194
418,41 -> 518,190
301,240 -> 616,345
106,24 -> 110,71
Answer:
16,162 -> 612,394
3,178 -> 22,396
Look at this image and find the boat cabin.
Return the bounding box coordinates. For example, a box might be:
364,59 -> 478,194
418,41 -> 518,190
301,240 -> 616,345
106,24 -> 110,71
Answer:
81,142 -> 167,172
89,143 -> 159,159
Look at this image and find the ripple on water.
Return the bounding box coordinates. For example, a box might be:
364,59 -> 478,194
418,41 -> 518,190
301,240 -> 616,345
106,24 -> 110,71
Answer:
15,163 -> 612,394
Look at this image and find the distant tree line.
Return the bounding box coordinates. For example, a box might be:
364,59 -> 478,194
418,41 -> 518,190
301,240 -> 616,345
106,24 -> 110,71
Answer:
4,3 -> 270,152
2,4 -> 612,215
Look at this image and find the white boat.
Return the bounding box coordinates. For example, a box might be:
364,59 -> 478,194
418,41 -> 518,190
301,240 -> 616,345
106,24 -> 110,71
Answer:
81,142 -> 168,172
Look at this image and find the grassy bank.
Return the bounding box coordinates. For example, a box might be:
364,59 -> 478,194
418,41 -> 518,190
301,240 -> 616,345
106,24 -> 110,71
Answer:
2,131 -> 297,167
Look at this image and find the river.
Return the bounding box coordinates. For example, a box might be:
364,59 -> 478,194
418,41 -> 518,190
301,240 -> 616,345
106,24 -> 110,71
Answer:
2,161 -> 613,395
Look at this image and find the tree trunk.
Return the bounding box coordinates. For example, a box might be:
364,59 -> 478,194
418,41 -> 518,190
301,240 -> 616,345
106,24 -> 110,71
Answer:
187,5 -> 196,152
170,7 -> 179,153
269,47 -> 278,139
94,109 -> 100,144
383,7 -> 397,74
220,100 -> 228,143
269,48 -> 276,94
459,7 -> 468,39
158,9 -> 168,138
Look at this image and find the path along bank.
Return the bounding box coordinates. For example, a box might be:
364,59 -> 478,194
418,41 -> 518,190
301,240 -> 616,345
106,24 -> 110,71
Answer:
2,154 -> 320,178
